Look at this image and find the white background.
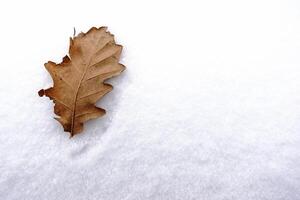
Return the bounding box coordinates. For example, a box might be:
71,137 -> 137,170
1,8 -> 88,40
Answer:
0,0 -> 300,199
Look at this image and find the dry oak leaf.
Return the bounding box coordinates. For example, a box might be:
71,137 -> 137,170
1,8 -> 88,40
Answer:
38,27 -> 125,137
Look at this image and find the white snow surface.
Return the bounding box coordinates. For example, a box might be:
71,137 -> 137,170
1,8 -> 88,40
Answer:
0,0 -> 300,199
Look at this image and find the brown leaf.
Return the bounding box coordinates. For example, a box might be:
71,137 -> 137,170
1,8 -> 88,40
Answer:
39,27 -> 125,137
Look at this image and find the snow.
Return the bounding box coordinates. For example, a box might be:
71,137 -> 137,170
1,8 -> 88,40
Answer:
0,0 -> 300,199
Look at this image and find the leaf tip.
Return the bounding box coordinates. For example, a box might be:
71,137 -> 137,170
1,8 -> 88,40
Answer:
44,61 -> 56,68
102,26 -> 108,31
38,89 -> 45,97
120,63 -> 126,72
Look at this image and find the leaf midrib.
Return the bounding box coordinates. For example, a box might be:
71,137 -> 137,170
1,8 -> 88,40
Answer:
70,36 -> 104,136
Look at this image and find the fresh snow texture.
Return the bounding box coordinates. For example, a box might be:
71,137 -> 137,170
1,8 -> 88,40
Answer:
0,0 -> 300,200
